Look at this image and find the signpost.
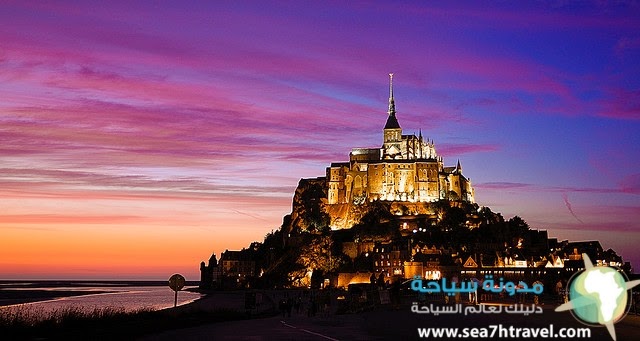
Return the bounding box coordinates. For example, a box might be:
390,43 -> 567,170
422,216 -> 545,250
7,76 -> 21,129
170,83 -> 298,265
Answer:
245,292 -> 256,310
168,273 -> 186,308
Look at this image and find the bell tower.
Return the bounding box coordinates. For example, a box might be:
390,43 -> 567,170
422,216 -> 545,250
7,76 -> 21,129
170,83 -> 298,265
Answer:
382,73 -> 402,159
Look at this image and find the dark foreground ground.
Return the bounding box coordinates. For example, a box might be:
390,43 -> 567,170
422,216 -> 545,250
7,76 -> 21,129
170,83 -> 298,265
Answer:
139,292 -> 640,341
4,289 -> 639,340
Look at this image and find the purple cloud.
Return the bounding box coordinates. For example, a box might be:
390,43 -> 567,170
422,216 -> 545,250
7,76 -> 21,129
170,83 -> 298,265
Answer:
474,182 -> 533,190
619,173 -> 640,194
597,88 -> 640,120
438,143 -> 500,156
562,192 -> 584,224
1,1 -> 639,278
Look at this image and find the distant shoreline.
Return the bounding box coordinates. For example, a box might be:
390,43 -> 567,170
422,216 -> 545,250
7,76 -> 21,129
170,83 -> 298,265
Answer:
0,280 -> 199,288
0,289 -> 114,307
0,281 -> 200,308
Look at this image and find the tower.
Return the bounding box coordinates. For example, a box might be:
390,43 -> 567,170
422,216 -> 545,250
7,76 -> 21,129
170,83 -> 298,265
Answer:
382,73 -> 403,159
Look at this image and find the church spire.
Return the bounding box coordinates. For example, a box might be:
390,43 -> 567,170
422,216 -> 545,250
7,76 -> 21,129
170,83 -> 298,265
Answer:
388,73 -> 396,115
383,73 -> 401,129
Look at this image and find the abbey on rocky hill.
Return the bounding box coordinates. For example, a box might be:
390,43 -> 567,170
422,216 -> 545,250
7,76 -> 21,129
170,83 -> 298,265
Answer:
199,75 -> 631,290
326,74 -> 474,205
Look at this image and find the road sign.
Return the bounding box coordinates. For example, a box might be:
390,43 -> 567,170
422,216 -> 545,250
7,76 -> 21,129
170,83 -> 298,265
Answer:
169,273 -> 185,291
168,273 -> 185,307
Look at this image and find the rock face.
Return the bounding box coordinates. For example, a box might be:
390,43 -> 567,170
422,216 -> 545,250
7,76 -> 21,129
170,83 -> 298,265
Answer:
283,177 -> 442,233
284,178 -> 329,234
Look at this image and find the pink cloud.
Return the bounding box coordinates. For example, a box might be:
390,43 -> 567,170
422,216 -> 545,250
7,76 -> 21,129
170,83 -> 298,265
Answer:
0,214 -> 146,225
0,167 -> 294,198
615,36 -> 640,56
1,186 -> 294,207
548,221 -> 638,233
545,203 -> 640,233
474,182 -> 533,190
619,173 -> 640,194
0,1 -> 638,278
597,88 -> 640,120
475,181 -> 639,196
372,2 -> 640,31
0,0 -> 578,112
438,143 -> 500,156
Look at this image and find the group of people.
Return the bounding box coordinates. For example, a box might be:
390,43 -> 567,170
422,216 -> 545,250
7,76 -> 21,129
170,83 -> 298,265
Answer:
278,295 -> 302,317
369,272 -> 387,288
368,273 -> 402,308
278,293 -> 329,317
556,279 -> 567,303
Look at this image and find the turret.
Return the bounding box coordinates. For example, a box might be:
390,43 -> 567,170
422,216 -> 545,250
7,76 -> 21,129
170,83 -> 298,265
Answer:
208,253 -> 218,267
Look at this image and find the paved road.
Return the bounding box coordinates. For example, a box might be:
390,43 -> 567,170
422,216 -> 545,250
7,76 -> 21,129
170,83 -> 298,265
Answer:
140,314 -> 368,341
141,302 -> 640,341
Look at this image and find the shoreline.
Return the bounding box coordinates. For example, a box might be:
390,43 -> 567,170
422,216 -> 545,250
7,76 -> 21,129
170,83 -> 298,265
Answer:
0,280 -> 199,288
0,289 -> 114,308
0,283 -> 203,309
0,290 -> 269,340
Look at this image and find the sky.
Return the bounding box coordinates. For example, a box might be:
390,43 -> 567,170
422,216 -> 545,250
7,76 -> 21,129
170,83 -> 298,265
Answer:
1,1 -> 639,280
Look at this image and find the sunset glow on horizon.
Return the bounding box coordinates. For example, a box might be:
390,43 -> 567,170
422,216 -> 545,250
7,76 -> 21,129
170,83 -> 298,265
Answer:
1,1 -> 639,280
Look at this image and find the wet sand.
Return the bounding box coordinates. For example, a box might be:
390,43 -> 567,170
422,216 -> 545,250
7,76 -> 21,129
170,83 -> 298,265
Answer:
0,289 -> 114,307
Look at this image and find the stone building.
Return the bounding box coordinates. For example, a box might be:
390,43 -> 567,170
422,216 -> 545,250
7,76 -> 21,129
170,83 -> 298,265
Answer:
219,250 -> 256,278
199,253 -> 220,289
200,249 -> 256,289
326,74 -> 474,205
373,240 -> 410,277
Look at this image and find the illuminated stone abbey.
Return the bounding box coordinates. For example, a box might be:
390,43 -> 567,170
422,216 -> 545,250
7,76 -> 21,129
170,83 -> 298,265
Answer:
326,74 -> 475,205
199,75 -> 632,291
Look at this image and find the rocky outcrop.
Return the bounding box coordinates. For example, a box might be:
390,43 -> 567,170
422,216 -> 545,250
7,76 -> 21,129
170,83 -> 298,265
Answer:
284,178 -> 328,234
283,177 -> 444,233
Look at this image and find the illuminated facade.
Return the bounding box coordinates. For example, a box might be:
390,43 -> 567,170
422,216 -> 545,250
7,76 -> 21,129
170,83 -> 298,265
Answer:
326,75 -> 475,205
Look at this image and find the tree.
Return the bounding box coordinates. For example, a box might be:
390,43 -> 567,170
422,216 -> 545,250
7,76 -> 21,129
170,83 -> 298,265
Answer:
431,199 -> 450,223
440,206 -> 466,231
508,216 -> 529,230
298,235 -> 345,274
507,216 -> 530,245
